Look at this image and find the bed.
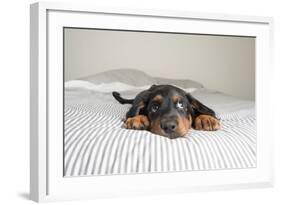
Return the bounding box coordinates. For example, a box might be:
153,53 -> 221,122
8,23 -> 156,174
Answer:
64,69 -> 256,177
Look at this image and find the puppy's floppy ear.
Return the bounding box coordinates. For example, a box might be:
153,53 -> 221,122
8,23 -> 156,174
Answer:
185,93 -> 216,118
125,85 -> 156,118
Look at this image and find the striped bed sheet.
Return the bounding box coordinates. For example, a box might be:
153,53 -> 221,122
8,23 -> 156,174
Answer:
64,88 -> 256,177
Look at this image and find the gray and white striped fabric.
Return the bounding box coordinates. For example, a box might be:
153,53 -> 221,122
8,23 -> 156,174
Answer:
64,88 -> 256,177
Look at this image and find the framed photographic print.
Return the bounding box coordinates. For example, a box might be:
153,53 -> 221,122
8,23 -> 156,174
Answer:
30,2 -> 274,202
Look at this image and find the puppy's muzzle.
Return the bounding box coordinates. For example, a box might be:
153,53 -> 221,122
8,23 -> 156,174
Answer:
161,119 -> 177,134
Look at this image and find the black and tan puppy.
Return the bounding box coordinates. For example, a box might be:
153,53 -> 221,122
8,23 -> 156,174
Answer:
112,85 -> 220,139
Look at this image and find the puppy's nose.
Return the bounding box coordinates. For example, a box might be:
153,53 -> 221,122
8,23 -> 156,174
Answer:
161,121 -> 177,133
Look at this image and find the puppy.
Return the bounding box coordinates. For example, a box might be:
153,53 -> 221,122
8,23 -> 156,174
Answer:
113,84 -> 220,139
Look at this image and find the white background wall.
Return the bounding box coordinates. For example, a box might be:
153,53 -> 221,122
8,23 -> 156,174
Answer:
0,0 -> 280,205
65,28 -> 255,100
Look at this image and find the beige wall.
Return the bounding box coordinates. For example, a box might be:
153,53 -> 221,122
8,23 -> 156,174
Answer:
64,28 -> 255,100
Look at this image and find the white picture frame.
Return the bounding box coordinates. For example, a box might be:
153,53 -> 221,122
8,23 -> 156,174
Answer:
30,2 -> 274,202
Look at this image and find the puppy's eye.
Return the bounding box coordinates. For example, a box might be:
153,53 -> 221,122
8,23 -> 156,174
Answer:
176,101 -> 184,109
151,104 -> 159,112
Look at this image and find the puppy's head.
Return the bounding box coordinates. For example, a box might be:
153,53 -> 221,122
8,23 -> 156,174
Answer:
145,85 -> 193,139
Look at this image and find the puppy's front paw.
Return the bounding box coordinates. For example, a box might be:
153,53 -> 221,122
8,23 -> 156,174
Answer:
123,115 -> 150,130
194,115 -> 220,131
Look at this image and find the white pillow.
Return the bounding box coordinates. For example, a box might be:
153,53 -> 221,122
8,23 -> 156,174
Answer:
79,69 -> 204,89
65,80 -> 197,94
65,80 -> 151,93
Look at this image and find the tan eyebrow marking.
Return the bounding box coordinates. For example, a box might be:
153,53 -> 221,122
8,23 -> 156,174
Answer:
153,95 -> 163,103
172,95 -> 182,103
